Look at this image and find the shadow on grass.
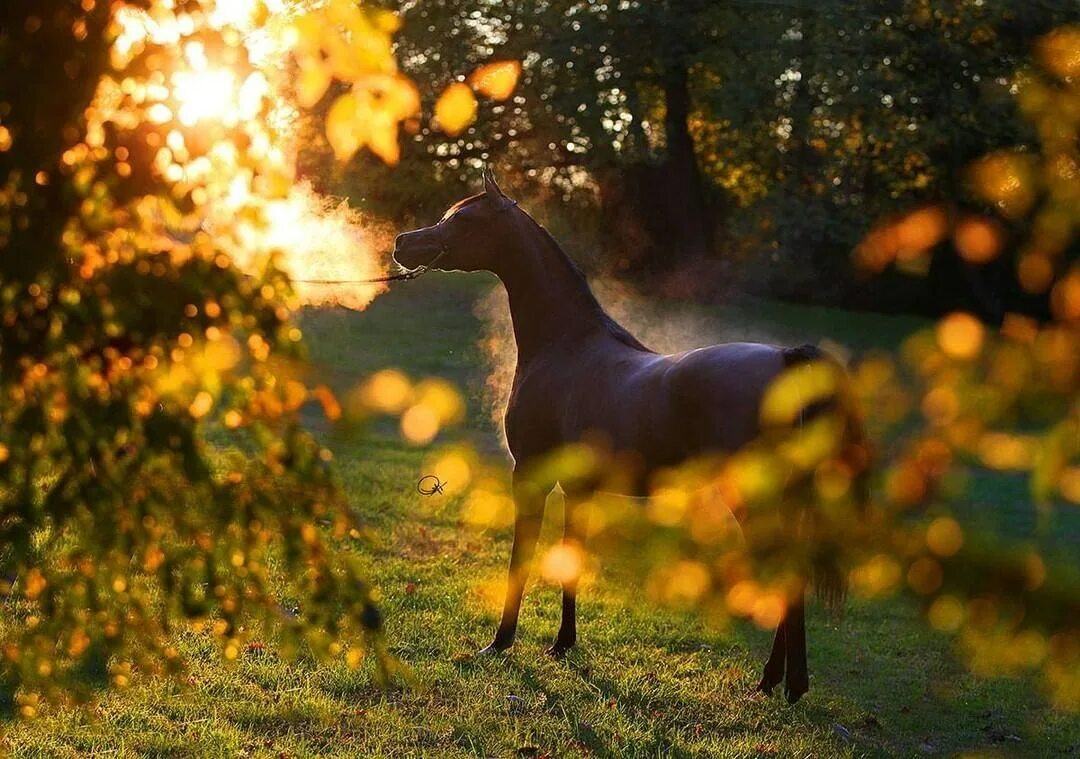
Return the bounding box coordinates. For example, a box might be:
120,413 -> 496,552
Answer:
451,650 -> 633,758
720,598 -> 1078,757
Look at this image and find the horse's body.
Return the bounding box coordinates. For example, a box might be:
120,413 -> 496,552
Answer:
508,338 -> 784,480
394,171 -> 867,703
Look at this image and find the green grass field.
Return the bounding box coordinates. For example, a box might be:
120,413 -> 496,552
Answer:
5,275 -> 1079,757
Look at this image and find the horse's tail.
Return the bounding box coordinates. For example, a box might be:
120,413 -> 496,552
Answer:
779,344 -> 872,612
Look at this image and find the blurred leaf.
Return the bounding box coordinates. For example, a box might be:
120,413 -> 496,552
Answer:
434,82 -> 477,137
296,62 -> 332,108
468,60 -> 521,101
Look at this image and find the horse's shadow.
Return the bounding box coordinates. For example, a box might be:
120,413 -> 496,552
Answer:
453,626 -> 837,758
451,599 -> 1076,758
504,654 -> 618,758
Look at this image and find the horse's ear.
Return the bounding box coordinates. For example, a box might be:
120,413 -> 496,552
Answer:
483,167 -> 505,201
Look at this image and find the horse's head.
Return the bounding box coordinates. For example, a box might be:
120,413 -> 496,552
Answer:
393,168 -> 518,273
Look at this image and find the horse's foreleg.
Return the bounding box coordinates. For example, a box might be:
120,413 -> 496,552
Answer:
547,496 -> 581,658
758,617 -> 786,695
481,477 -> 547,654
783,591 -> 809,703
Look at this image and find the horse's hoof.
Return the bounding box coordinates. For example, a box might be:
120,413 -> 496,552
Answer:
477,641 -> 511,656
757,670 -> 783,695
546,642 -> 573,659
785,684 -> 808,704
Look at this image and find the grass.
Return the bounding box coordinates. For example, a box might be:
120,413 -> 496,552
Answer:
5,274 -> 1079,757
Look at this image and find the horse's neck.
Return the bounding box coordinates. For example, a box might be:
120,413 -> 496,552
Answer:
492,218 -> 611,364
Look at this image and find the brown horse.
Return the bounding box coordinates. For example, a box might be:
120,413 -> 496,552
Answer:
393,170 -> 868,703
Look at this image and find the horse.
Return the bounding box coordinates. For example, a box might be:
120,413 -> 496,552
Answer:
393,169 -> 869,703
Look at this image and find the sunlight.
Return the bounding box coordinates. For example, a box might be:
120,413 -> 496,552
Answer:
208,0 -> 266,29
8,0 -> 1080,745
172,68 -> 238,126
106,1 -> 401,312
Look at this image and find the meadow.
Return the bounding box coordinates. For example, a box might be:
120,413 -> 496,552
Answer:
5,274 -> 1079,758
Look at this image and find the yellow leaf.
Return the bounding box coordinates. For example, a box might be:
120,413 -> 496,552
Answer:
1037,26 -> 1080,81
189,391 -> 213,419
289,14 -> 324,57
24,569 -> 46,600
324,2 -> 396,79
368,116 -> 400,165
313,385 -> 342,421
324,27 -> 364,82
326,93 -> 362,161
379,74 -> 420,119
401,403 -> 439,445
372,9 -> 401,34
296,60 -> 332,108
759,360 -> 838,427
936,312 -> 984,361
468,60 -> 521,101
284,379 -> 308,411
779,414 -> 842,470
434,82 -> 477,137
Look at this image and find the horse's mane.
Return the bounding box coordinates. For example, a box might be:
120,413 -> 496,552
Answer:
522,211 -> 652,353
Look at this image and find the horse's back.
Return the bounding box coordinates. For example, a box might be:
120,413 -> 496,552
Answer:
507,339 -> 786,471
664,342 -> 785,452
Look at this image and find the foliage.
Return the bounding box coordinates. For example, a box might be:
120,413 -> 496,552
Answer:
0,0 -> 484,708
1,0 -> 1076,731
331,0 -> 1077,312
848,23 -> 1080,707
3,279 -> 1077,756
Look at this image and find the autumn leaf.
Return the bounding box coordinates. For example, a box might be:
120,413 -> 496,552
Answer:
372,73 -> 421,121
367,116 -> 402,164
371,9 -> 402,34
313,385 -> 342,422
468,60 -> 522,101
435,82 -> 477,137
326,93 -> 363,161
1037,26 -> 1080,81
296,60 -> 332,108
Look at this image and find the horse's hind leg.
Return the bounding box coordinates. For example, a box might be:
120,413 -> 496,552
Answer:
480,473 -> 548,654
783,593 -> 809,703
758,618 -> 786,694
547,495 -> 582,658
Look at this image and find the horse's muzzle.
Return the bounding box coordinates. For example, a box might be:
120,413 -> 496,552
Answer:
393,228 -> 443,270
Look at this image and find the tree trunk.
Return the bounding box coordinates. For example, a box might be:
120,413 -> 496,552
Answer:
658,64 -> 712,263
595,65 -> 714,281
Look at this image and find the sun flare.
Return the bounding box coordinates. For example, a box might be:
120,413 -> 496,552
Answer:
172,68 -> 238,125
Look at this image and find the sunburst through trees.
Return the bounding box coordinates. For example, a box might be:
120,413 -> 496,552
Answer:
0,0 -> 516,709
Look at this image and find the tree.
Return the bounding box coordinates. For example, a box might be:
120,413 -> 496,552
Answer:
337,0 -> 1076,311
0,0 -> 433,708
